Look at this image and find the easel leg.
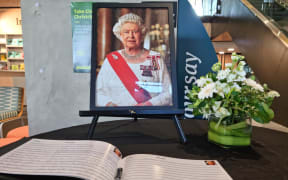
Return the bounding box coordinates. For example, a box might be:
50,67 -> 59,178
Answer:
88,115 -> 99,139
172,115 -> 187,144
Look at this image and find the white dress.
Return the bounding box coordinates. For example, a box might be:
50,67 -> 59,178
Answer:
96,50 -> 172,107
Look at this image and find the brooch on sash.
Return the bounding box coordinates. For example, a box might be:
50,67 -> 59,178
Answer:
140,55 -> 160,77
112,54 -> 118,60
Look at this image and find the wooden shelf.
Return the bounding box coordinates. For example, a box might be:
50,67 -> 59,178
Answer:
8,58 -> 24,61
0,70 -> 25,77
6,45 -> 23,48
6,34 -> 22,36
0,34 -> 24,73
0,70 -> 24,73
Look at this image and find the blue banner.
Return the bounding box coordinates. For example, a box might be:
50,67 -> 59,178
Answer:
177,0 -> 218,118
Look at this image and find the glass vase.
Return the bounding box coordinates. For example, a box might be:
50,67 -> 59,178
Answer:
208,115 -> 252,148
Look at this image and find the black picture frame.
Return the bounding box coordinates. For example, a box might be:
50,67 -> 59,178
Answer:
89,2 -> 179,114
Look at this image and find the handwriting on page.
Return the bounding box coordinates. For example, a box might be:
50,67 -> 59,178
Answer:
0,139 -> 121,180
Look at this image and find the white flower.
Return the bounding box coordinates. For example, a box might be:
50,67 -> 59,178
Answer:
196,77 -> 213,87
225,63 -> 232,68
198,83 -> 216,99
202,111 -> 210,119
267,90 -> 280,98
231,55 -> 238,62
244,79 -> 264,92
227,73 -> 236,82
235,69 -> 246,77
215,81 -> 228,97
211,101 -> 230,119
203,113 -> 210,119
238,61 -> 246,67
233,70 -> 246,81
223,85 -> 231,94
215,107 -> 231,119
212,101 -> 221,112
200,108 -> 212,119
232,83 -> 241,91
217,69 -> 231,80
234,76 -> 246,82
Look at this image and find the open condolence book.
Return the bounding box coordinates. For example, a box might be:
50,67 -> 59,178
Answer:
0,139 -> 232,180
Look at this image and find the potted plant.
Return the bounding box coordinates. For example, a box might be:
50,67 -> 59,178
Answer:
188,53 -> 280,147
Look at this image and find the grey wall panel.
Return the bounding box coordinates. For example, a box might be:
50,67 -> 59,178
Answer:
211,0 -> 288,126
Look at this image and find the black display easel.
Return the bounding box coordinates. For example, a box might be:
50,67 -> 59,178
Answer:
85,2 -> 186,144
79,109 -> 187,144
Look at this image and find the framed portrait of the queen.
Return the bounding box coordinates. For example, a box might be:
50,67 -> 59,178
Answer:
90,2 -> 178,112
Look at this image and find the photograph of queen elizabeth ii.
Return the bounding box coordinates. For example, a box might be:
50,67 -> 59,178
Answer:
94,7 -> 173,107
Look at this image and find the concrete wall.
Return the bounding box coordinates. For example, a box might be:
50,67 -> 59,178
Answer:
21,0 -> 126,136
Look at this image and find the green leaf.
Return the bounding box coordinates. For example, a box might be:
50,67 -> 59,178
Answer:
188,104 -> 194,109
252,103 -> 274,124
211,73 -> 217,81
226,121 -> 247,129
262,103 -> 274,119
198,100 -> 206,108
265,97 -> 273,106
231,91 -> 239,96
192,99 -> 202,108
250,75 -> 256,80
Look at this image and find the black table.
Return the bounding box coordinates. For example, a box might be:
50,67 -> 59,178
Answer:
0,118 -> 287,180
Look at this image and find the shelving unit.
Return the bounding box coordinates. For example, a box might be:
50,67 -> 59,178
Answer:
0,34 -> 24,72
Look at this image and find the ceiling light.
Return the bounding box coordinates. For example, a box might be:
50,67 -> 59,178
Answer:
227,48 -> 235,52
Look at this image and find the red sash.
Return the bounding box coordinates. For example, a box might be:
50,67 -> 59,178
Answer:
107,51 -> 152,104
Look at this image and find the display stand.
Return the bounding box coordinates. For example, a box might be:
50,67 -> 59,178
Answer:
83,2 -> 187,144
79,109 -> 187,144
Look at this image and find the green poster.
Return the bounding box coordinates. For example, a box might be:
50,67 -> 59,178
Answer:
71,2 -> 92,73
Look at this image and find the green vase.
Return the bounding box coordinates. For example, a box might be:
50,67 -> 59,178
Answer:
208,115 -> 252,148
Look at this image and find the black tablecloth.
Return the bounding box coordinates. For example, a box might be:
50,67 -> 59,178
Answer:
0,118 -> 287,180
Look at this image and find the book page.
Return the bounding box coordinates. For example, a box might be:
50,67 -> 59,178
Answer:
121,154 -> 232,180
0,139 -> 122,180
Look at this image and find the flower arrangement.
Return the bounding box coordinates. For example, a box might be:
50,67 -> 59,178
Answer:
188,53 -> 280,125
